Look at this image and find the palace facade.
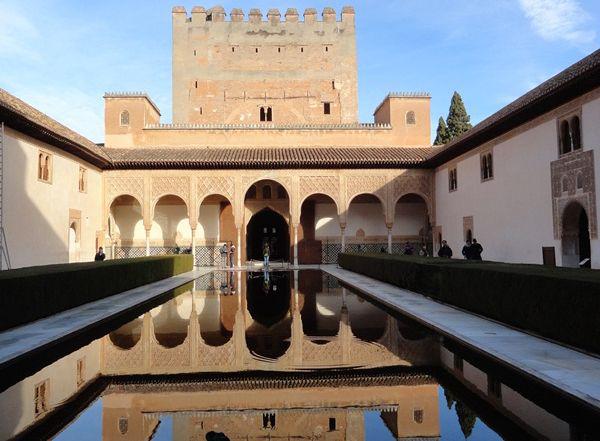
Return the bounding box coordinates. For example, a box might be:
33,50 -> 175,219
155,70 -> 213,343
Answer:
0,6 -> 599,269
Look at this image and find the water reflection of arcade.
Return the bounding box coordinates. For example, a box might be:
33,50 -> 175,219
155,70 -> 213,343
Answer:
104,271 -> 437,374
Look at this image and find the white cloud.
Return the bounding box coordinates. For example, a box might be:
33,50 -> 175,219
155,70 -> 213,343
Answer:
518,0 -> 596,45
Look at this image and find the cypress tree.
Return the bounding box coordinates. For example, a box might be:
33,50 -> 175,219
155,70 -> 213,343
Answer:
455,400 -> 477,438
446,91 -> 472,140
433,116 -> 449,145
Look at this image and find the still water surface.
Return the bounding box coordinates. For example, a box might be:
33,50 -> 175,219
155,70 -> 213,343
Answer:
1,270 -> 596,440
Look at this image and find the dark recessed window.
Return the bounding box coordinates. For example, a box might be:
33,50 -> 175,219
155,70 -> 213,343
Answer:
324,102 -> 331,115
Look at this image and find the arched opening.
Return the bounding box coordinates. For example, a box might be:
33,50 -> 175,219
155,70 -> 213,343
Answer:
560,120 -> 571,154
197,194 -> 235,266
299,269 -> 342,339
347,193 -> 386,253
299,194 -> 340,264
68,222 -> 79,263
109,195 -> 144,258
196,284 -> 235,346
151,195 -> 191,252
109,317 -> 142,349
244,180 -> 290,264
153,295 -> 189,348
245,271 -> 291,359
348,292 -> 387,342
393,193 -> 430,255
246,208 -> 289,262
465,229 -> 473,243
562,202 -> 591,268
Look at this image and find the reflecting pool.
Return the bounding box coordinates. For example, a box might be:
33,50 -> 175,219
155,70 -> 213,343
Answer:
0,270 -> 597,440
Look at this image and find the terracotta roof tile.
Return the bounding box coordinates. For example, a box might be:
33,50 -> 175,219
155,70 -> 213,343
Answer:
104,147 -> 435,169
0,88 -> 110,166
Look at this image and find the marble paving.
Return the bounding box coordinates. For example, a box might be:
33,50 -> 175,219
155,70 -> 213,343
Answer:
0,268 -> 210,370
322,265 -> 600,411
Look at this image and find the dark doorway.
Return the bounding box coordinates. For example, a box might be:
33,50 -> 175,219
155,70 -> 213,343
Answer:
246,208 -> 289,262
562,202 -> 591,268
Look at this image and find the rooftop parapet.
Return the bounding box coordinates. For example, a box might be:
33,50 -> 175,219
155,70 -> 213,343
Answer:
103,92 -> 161,115
173,6 -> 355,24
144,122 -> 392,130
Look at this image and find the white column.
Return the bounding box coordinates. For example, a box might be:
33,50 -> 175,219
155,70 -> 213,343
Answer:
191,228 -> 196,264
236,226 -> 242,267
387,226 -> 392,254
145,229 -> 151,256
293,225 -> 299,267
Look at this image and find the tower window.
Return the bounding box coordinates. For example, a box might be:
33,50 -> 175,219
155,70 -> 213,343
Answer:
34,380 -> 49,417
255,47 -> 259,53
194,80 -> 198,89
406,111 -> 416,125
193,49 -> 196,56
278,47 -> 281,53
481,152 -> 493,181
329,417 -> 336,431
232,46 -> 235,52
120,110 -> 130,126
559,113 -> 581,155
300,47 -> 304,53
449,167 -> 457,192
324,102 -> 331,115
413,409 -> 424,424
260,107 -> 273,122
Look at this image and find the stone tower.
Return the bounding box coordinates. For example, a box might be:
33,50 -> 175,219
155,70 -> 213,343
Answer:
172,6 -> 358,125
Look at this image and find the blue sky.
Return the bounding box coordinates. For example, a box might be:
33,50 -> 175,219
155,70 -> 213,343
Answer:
0,0 -> 598,142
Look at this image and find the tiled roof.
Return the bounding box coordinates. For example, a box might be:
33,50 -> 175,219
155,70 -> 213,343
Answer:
0,88 -> 111,167
105,147 -> 436,169
427,48 -> 600,166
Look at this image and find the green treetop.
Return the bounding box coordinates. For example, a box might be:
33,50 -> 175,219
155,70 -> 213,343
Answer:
433,116 -> 450,145
446,91 -> 472,140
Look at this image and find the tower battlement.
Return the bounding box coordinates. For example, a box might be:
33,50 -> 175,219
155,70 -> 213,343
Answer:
172,6 -> 355,25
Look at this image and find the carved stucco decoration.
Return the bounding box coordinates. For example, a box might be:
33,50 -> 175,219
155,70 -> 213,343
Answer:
345,175 -> 387,208
106,176 -> 144,206
551,149 -> 597,240
198,176 -> 235,204
299,176 -> 340,210
392,174 -> 432,204
151,177 -> 191,209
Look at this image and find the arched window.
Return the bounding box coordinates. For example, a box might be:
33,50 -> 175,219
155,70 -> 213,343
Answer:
576,172 -> 584,190
266,107 -> 272,122
260,107 -> 266,122
43,155 -> 50,182
571,116 -> 581,150
560,120 -> 571,154
262,185 -> 272,199
79,167 -> 87,192
562,176 -> 569,193
481,152 -> 493,180
120,110 -> 130,126
406,111 -> 416,125
449,168 -> 457,191
276,185 -> 286,199
413,409 -> 424,424
38,153 -> 44,179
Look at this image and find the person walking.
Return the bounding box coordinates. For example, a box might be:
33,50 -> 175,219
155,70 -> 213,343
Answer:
471,238 -> 483,260
418,244 -> 428,257
462,239 -> 472,260
94,247 -> 106,261
220,242 -> 228,268
437,240 -> 453,258
229,241 -> 236,268
263,241 -> 270,268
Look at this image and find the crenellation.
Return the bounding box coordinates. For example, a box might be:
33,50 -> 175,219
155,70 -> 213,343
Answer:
304,8 -> 318,24
178,6 -> 354,24
230,8 -> 243,22
267,9 -> 281,24
248,8 -> 262,24
207,5 -> 225,22
191,6 -> 206,23
285,8 -> 299,23
322,7 -> 336,23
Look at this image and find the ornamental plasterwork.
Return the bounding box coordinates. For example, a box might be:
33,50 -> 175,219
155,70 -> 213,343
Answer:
151,176 -> 191,207
551,149 -> 597,239
391,174 -> 432,203
299,176 -> 340,209
106,176 -> 144,205
345,175 -> 387,207
197,176 -> 235,203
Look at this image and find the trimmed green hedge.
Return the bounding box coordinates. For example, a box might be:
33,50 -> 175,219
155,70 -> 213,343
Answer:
338,253 -> 600,354
0,255 -> 193,331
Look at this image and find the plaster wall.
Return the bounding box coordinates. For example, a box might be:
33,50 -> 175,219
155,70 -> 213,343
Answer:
434,120 -> 560,265
3,128 -> 103,268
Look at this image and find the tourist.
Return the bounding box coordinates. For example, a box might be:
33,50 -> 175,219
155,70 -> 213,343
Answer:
229,242 -> 236,268
263,241 -> 270,267
220,242 -> 228,268
380,246 -> 386,253
438,240 -> 453,258
471,238 -> 483,260
419,244 -> 428,257
94,247 -> 105,261
402,241 -> 414,255
462,239 -> 472,259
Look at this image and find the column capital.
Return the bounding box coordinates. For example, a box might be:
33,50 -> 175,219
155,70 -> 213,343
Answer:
386,222 -> 393,230
339,223 -> 346,230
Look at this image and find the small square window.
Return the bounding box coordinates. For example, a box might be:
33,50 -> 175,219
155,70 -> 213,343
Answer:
329,417 -> 336,431
413,408 -> 424,424
324,102 -> 331,115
